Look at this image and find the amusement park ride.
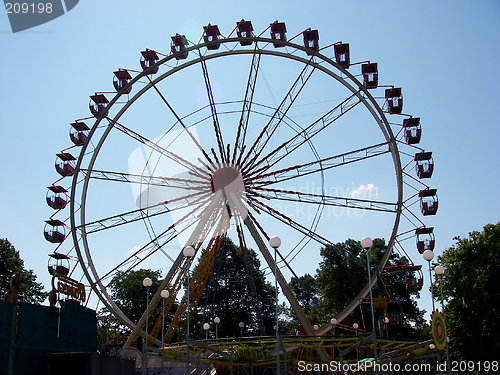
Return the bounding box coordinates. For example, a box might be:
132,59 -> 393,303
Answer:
44,19 -> 440,373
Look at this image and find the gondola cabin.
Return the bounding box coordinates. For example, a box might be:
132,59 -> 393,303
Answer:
416,227 -> 435,254
236,20 -> 254,46
69,121 -> 89,146
113,69 -> 133,94
403,117 -> 421,144
48,253 -> 70,276
385,87 -> 403,114
55,153 -> 76,177
415,152 -> 434,179
334,43 -> 350,68
270,21 -> 287,48
386,313 -> 404,325
419,189 -> 438,216
303,29 -> 319,55
44,219 -> 66,244
403,264 -> 424,291
171,34 -> 189,59
362,63 -> 378,89
203,24 -> 222,50
89,94 -> 108,118
46,186 -> 68,210
140,49 -> 159,74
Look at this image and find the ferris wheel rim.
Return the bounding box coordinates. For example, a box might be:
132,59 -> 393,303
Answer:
69,35 -> 403,335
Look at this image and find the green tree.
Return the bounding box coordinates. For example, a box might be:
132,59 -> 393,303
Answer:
99,268 -> 164,353
107,268 -> 163,324
196,237 -> 276,338
0,238 -> 47,304
435,222 -> 500,363
292,238 -> 425,338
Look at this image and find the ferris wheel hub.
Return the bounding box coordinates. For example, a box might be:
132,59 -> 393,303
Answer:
210,166 -> 245,195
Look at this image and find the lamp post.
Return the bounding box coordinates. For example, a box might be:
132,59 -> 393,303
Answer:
183,246 -> 195,374
239,322 -> 245,337
423,250 -> 435,311
160,289 -> 170,348
142,277 -> 152,375
384,317 -> 389,337
214,317 -> 220,339
203,323 -> 210,339
353,323 -> 359,358
330,318 -> 337,359
434,265 -> 451,375
269,236 -> 281,375
142,277 -> 152,347
353,322 -> 359,335
361,236 -> 378,373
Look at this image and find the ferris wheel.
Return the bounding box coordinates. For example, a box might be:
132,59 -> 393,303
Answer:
44,19 -> 438,348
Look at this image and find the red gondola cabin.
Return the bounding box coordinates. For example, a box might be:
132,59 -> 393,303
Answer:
140,49 -> 159,74
203,24 -> 222,50
270,21 -> 287,48
46,186 -> 68,210
236,20 -> 254,46
113,69 -> 133,94
362,63 -> 378,89
69,121 -> 89,146
415,152 -> 434,179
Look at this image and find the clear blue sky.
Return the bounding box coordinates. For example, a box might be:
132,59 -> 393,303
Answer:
1,0 -> 499,325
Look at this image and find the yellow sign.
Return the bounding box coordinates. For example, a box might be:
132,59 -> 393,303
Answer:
51,273 -> 86,303
374,294 -> 387,310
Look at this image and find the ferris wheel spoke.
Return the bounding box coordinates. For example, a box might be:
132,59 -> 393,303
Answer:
146,75 -> 216,167
248,197 -> 364,265
81,169 -> 211,192
79,190 -> 212,235
249,186 -> 398,213
111,119 -> 211,178
244,93 -> 362,176
233,47 -> 261,165
240,57 -> 316,172
94,225 -> 180,285
246,141 -> 390,187
94,196 -> 214,285
199,55 -> 226,164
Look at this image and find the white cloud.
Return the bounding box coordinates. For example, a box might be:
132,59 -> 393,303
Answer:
350,184 -> 378,199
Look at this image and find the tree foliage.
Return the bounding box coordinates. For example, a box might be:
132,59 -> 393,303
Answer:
195,237 -> 276,338
290,238 -> 425,338
435,222 -> 500,362
0,238 -> 47,304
